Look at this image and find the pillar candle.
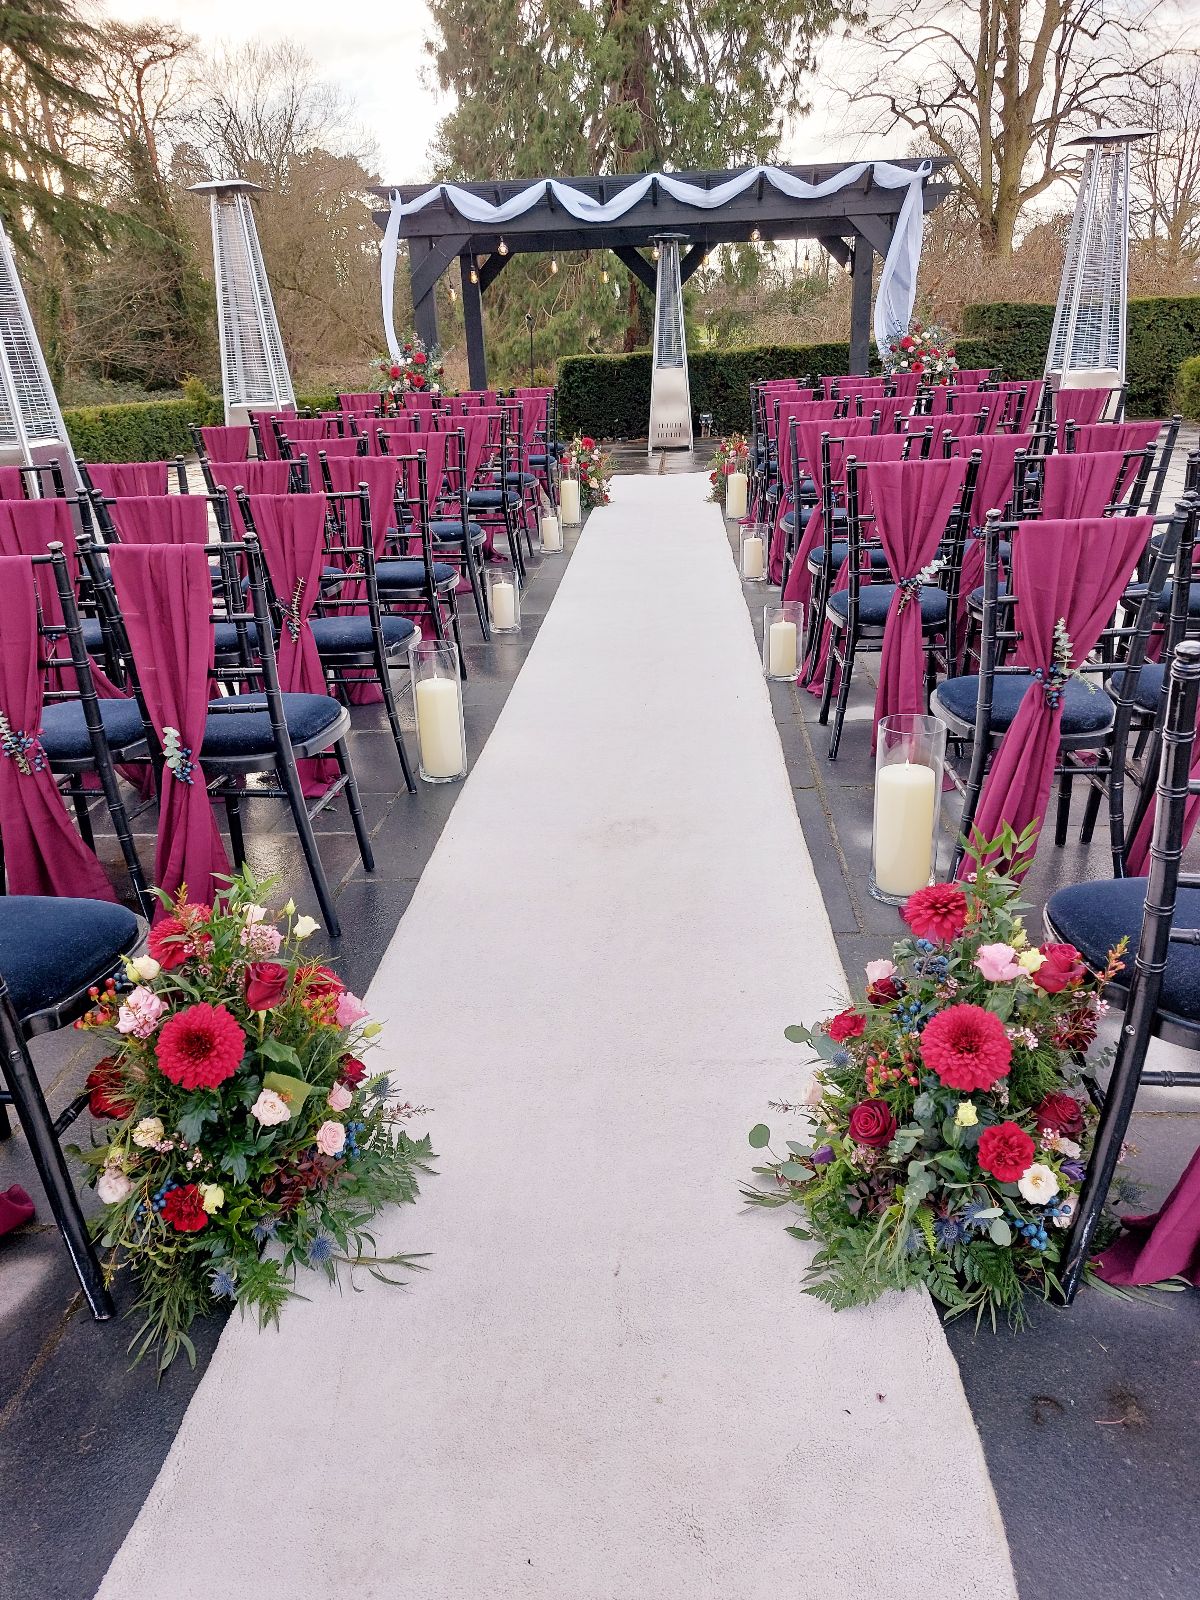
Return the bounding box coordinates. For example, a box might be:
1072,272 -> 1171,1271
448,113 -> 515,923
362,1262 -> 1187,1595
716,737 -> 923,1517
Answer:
490,578 -> 517,629
559,478 -> 581,525
742,532 -> 765,580
541,512 -> 563,551
768,618 -> 798,677
725,470 -> 748,519
873,760 -> 936,897
415,675 -> 464,780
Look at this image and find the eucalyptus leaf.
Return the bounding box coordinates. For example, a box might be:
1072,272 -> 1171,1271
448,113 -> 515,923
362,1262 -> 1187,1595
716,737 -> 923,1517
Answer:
748,1123 -> 771,1149
783,1025 -> 811,1045
989,1219 -> 1013,1246
780,1160 -> 812,1182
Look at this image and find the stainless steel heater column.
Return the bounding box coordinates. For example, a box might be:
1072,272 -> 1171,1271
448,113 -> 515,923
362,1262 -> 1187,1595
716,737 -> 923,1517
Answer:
191,178 -> 296,427
0,216 -> 81,488
647,233 -> 692,452
1045,127 -> 1152,397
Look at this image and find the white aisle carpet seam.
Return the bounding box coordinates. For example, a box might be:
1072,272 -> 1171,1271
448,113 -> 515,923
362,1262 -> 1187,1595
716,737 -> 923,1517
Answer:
97,472 -> 1016,1600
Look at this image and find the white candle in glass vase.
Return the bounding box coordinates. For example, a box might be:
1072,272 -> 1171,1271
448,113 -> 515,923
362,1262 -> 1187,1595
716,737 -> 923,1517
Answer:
415,675 -> 464,779
541,512 -> 563,551
742,532 -> 765,580
725,470 -> 748,519
768,618 -> 798,677
559,478 -> 581,525
873,759 -> 937,897
490,579 -> 517,629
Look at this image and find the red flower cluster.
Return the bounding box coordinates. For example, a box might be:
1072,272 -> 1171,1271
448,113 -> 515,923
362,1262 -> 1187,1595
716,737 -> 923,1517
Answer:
827,1009 -> 866,1043
148,905 -> 213,971
339,1056 -> 367,1088
976,1122 -> 1035,1183
901,884 -> 968,945
161,1183 -> 208,1232
157,1003 -> 246,1090
86,1056 -> 134,1120
920,1003 -> 1012,1091
847,1099 -> 897,1148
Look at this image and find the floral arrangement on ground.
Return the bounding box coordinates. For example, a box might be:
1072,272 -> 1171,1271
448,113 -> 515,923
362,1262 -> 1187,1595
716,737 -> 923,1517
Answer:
745,833 -> 1135,1327
74,870 -> 435,1371
372,333 -> 445,396
884,320 -> 959,384
707,433 -> 750,503
561,433 -> 613,508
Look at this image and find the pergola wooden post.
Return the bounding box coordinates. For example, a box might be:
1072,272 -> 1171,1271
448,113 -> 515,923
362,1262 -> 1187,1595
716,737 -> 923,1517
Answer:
373,161 -> 951,388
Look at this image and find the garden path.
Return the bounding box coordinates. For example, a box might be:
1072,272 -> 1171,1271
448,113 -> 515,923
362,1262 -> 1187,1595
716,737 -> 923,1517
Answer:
96,474 -> 1015,1600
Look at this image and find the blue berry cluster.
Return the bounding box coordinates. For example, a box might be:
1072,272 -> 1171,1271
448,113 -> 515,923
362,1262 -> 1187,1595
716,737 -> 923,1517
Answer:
1018,1216 -> 1051,1251
1,725 -> 46,775
135,1178 -> 178,1223
167,744 -> 196,785
1030,665 -> 1066,711
894,996 -> 926,1032
342,1120 -> 366,1159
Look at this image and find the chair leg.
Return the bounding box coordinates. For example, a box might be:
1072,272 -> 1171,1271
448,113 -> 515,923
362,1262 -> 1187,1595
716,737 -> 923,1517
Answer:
1054,765 -> 1073,847
91,760 -> 153,919
379,668 -> 417,794
70,790 -> 95,850
224,787 -> 247,869
828,637 -> 856,761
818,629 -> 839,726
334,738 -> 374,872
275,755 -> 341,940
0,1015 -> 114,1319
1079,769 -> 1105,844
448,593 -> 467,678
464,545 -> 491,641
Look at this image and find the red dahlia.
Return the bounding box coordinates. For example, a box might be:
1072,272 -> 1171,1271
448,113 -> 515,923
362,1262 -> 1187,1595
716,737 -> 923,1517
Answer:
156,1003 -> 245,1090
977,1121 -> 1035,1183
161,1183 -> 208,1232
148,906 -> 212,970
900,883 -> 969,945
920,1003 -> 1012,1092
299,964 -> 344,998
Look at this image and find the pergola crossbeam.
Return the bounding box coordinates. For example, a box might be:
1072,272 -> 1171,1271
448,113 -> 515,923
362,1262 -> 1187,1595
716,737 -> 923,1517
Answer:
613,247 -> 658,293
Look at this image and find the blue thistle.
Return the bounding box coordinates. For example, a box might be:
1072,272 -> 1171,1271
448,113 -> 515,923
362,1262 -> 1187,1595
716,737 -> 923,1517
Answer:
251,1218 -> 278,1246
307,1232 -> 335,1265
365,1074 -> 390,1100
962,1202 -> 994,1234
209,1267 -> 237,1300
933,1214 -> 967,1248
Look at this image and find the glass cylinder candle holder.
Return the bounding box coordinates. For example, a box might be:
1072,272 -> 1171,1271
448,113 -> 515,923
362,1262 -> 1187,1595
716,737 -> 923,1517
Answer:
740,522 -> 768,583
870,713 -> 947,904
725,468 -> 749,520
559,475 -> 581,526
485,567 -> 521,633
409,639 -> 467,784
540,509 -> 563,552
763,602 -> 803,680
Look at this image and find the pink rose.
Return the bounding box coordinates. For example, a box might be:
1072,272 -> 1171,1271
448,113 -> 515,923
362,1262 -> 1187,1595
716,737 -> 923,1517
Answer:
864,959 -> 898,986
315,1120 -> 346,1156
116,985 -> 166,1039
326,1082 -> 353,1112
335,991 -> 369,1028
973,943 -> 1024,982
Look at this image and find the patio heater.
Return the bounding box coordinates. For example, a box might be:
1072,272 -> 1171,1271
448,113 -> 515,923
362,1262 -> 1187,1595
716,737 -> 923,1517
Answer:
0,216 -> 81,488
647,232 -> 692,452
1044,127 -> 1152,395
191,178 -> 296,426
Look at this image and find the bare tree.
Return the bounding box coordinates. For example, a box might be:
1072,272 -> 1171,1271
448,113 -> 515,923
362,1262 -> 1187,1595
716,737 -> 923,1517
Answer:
88,21 -> 199,192
837,0 -> 1172,257
1123,53 -> 1200,268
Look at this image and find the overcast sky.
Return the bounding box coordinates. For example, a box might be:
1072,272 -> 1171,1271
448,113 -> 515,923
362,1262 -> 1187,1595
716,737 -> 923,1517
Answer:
102,0 -> 867,182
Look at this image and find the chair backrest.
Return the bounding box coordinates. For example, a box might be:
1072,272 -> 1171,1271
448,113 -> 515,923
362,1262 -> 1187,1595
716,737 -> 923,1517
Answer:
338,392 -> 382,413
83,461 -> 182,498
204,459 -> 305,530
1039,448 -> 1153,519
198,424 -> 252,462
321,454 -> 403,556
249,409 -> 297,460
105,494 -> 212,546
0,465 -> 29,500
1054,384 -> 1119,432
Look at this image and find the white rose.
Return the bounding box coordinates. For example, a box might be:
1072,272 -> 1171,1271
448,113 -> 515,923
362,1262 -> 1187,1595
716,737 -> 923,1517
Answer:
293,915 -> 320,940
132,1116 -> 165,1149
97,1167 -> 133,1205
1017,1162 -> 1060,1206
243,903 -> 269,927
250,1088 -> 293,1126
130,955 -> 161,982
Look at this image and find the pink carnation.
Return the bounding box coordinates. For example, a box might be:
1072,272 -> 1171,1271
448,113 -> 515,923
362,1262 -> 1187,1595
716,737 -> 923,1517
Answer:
335,991 -> 369,1028
973,943 -> 1024,982
116,985 -> 166,1039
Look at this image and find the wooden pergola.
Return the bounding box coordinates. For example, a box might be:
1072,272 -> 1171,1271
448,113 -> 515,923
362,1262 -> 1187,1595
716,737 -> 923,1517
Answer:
371,159 -> 952,387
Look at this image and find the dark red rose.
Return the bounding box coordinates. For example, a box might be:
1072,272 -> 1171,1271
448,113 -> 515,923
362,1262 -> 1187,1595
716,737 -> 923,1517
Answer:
339,1056 -> 367,1088
847,1099 -> 897,1148
976,1121 -> 1035,1183
900,335 -> 915,350
86,1056 -> 134,1120
1032,943 -> 1086,994
900,884 -> 969,945
411,373 -> 426,389
1033,1092 -> 1084,1139
244,961 -> 289,1012
161,1184 -> 208,1232
867,977 -> 902,1006
912,362 -> 925,375
827,1009 -> 867,1043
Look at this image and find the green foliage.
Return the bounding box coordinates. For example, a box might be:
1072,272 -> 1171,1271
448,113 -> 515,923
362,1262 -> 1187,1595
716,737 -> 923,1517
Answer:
1173,354 -> 1200,421
962,297 -> 1200,418
558,341 -> 859,436
64,389 -> 221,462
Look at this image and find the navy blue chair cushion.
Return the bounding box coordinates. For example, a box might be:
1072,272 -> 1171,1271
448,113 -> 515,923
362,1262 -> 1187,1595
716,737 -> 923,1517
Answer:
1124,578 -> 1200,616
430,518 -> 486,544
467,488 -> 521,509
808,543 -> 891,573
375,558 -> 457,588
828,584 -> 949,627
0,896 -> 140,1021
40,697 -> 147,762
935,672 -> 1114,736
201,694 -> 342,760
504,471 -> 537,486
1111,662 -> 1163,713
528,452 -> 548,467
1046,878 -> 1200,1022
309,615 -> 416,653
82,618 -> 257,658
967,581 -> 1011,609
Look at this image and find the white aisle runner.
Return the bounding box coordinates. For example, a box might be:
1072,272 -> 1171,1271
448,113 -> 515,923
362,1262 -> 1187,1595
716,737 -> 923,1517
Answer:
99,474 -> 1015,1600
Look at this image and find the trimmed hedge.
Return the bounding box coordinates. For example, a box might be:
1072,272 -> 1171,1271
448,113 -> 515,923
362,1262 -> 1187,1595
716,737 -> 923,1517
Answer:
559,342 -> 860,437
60,386 -> 346,461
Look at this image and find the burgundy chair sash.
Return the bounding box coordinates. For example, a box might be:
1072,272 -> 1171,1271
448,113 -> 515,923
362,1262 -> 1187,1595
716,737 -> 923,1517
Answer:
1095,1144 -> 1200,1287
250,410 -> 297,460
0,556 -> 116,900
0,466 -> 27,500
109,495 -> 210,546
968,516 -> 1153,863
1054,385 -> 1115,432
782,427 -> 849,609
315,436 -> 368,459
321,456 -> 404,700
207,460 -> 295,533
867,457 -> 970,745
1069,422 -> 1161,456
337,393 -> 380,413
1039,451 -> 1135,518
87,461 -> 170,498
952,434 -> 1032,628
200,425 -> 251,462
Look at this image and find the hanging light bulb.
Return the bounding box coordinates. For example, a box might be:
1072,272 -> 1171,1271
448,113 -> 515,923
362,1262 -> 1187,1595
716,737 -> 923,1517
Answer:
601,267 -> 609,283
652,243 -> 660,260
550,257 -> 559,274
448,284 -> 457,302
750,226 -> 761,242
497,237 -> 508,256
803,246 -> 811,267
469,267 -> 479,284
